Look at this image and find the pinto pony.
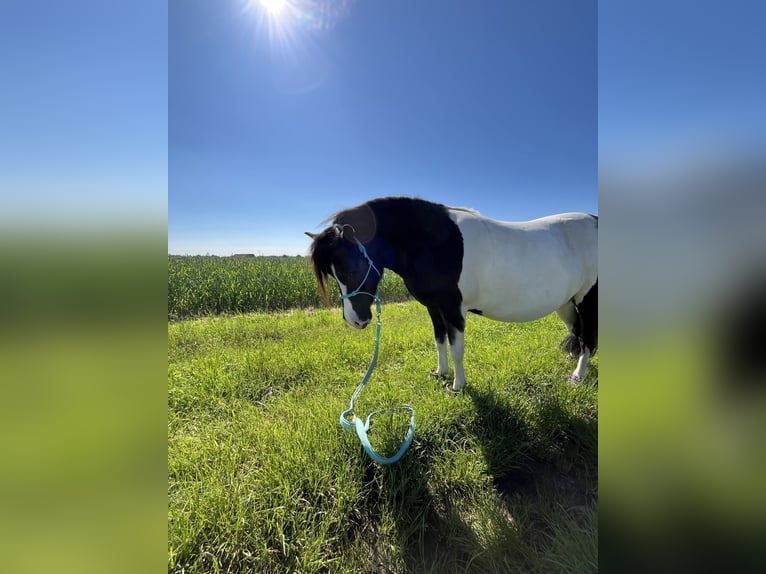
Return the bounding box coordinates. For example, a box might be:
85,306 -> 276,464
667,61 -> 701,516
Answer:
306,196 -> 597,392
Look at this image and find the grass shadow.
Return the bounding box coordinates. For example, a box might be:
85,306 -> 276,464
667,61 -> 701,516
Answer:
362,437 -> 491,573
410,381 -> 595,572
468,384 -> 597,506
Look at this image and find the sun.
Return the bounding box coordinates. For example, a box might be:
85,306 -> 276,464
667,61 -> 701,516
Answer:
258,0 -> 290,18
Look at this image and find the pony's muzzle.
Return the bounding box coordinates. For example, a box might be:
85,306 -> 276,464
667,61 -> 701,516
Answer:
342,298 -> 373,329
346,316 -> 371,329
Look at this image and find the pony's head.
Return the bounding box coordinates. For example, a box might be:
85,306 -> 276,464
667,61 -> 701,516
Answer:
306,223 -> 382,329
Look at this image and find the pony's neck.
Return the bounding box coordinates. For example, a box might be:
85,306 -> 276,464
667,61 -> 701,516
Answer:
364,234 -> 400,276
335,200 -> 400,273
337,196 -> 440,276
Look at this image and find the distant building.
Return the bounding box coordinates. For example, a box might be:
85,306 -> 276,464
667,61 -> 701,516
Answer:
231,253 -> 255,258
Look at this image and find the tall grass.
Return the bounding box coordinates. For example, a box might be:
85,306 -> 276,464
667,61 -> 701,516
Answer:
168,256 -> 411,319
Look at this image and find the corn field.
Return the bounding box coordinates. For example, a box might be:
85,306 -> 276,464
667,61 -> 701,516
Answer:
168,255 -> 411,318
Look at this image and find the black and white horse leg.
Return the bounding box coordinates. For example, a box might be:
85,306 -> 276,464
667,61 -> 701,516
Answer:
443,306 -> 467,392
557,281 -> 598,382
571,344 -> 591,382
574,281 -> 598,381
427,306 -> 450,379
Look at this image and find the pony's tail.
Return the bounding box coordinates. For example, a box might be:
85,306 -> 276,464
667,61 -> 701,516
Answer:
560,333 -> 584,356
560,280 -> 598,357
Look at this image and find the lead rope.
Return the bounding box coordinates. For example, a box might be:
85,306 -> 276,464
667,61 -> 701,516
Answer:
337,236 -> 415,465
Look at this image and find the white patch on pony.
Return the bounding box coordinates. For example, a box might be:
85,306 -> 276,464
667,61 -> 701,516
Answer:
450,330 -> 466,392
449,209 -> 598,323
330,264 -> 365,329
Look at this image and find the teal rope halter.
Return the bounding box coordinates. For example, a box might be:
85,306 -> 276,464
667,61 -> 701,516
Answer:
336,228 -> 415,464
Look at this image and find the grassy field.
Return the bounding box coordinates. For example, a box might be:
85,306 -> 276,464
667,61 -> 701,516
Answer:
168,296 -> 598,573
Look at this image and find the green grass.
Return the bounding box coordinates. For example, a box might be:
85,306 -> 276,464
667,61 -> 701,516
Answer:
168,256 -> 411,318
168,301 -> 597,573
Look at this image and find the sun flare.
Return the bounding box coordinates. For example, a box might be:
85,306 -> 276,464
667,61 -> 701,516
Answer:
259,0 -> 289,18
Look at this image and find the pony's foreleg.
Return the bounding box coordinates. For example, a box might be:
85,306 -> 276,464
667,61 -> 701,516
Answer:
427,307 -> 450,378
434,338 -> 449,377
431,304 -> 466,392
448,329 -> 466,392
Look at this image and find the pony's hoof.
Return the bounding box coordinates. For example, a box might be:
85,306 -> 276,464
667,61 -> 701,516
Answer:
568,374 -> 582,383
430,370 -> 449,380
444,382 -> 461,395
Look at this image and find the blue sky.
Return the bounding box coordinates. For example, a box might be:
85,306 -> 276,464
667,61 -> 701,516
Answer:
169,0 -> 596,255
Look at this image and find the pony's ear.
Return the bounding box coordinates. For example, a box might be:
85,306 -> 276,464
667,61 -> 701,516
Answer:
304,231 -> 317,239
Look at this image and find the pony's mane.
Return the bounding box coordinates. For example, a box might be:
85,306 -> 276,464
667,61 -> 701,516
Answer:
307,227 -> 338,305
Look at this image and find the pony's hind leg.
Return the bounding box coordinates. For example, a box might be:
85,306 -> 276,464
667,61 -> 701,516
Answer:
555,301 -> 581,361
574,281 -> 598,380
561,281 -> 598,382
571,348 -> 591,381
